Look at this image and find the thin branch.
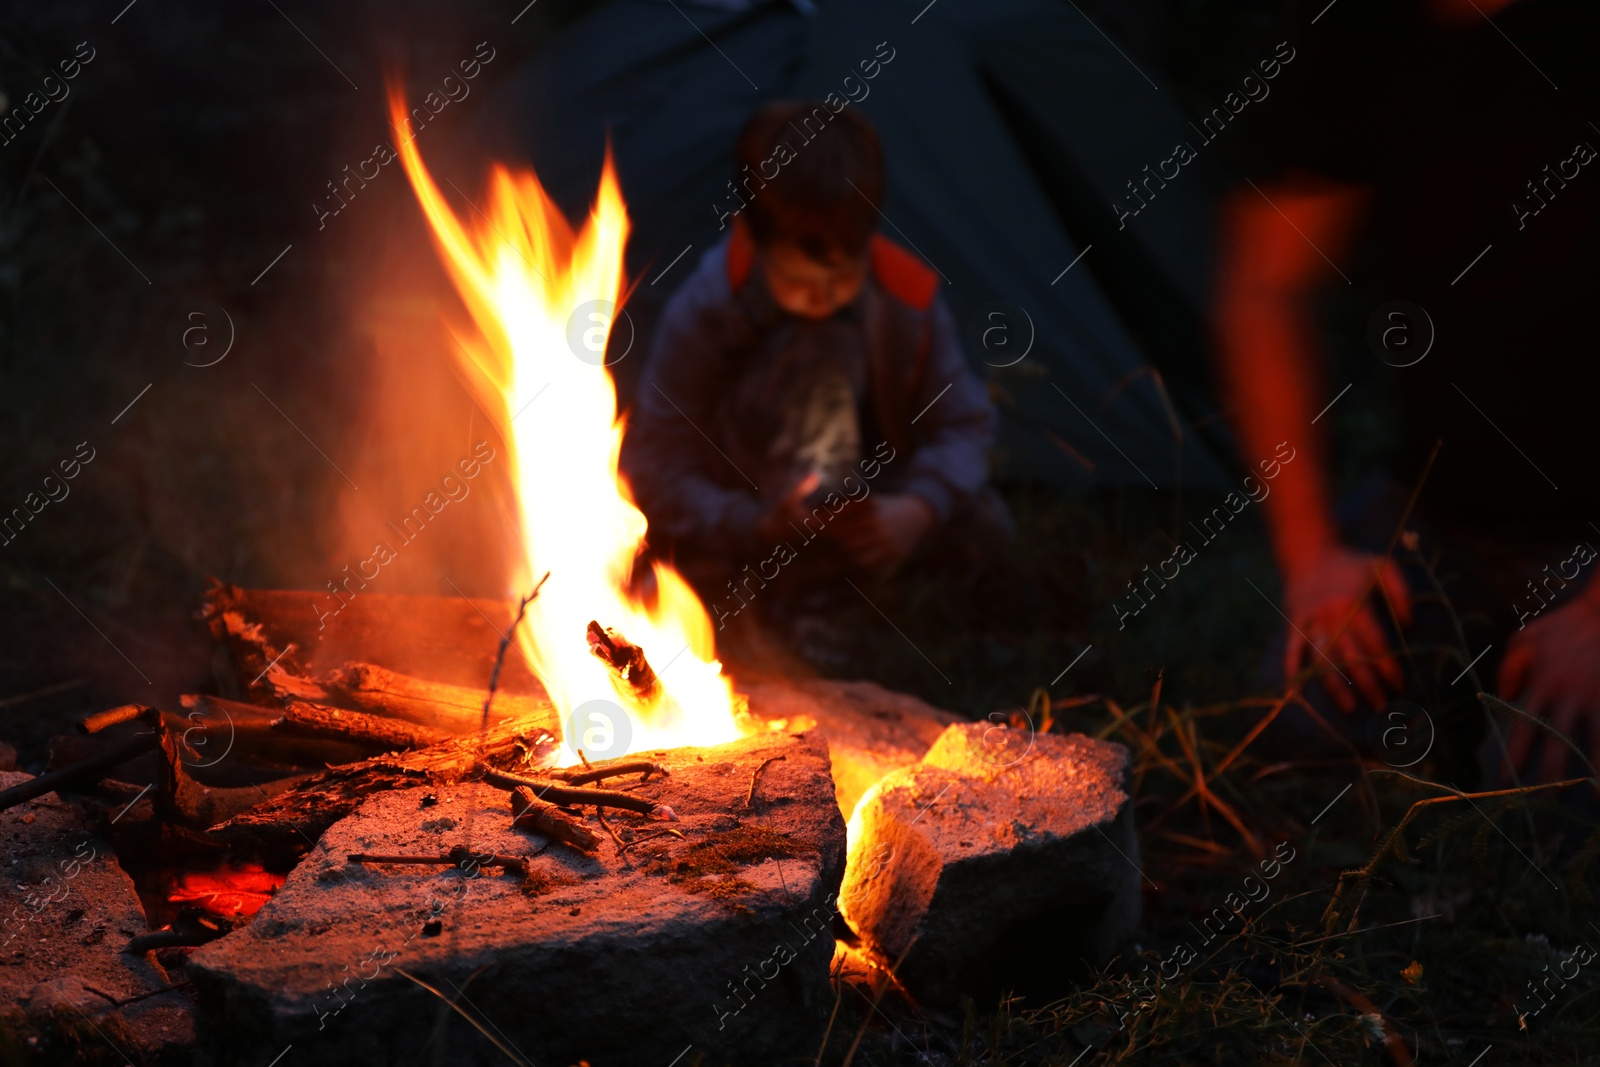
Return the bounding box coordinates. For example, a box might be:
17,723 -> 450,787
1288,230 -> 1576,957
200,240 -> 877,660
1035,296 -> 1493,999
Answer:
395,968 -> 533,1067
744,755 -> 787,809
480,572 -> 550,733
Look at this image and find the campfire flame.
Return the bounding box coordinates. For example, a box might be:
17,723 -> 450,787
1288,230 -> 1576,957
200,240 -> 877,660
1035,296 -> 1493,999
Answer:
390,92 -> 741,762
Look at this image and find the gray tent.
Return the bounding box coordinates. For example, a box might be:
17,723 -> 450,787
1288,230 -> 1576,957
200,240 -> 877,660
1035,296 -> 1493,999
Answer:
483,0 -> 1234,491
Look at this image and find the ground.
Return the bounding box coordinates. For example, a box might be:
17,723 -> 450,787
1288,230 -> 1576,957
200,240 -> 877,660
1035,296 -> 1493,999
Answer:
1,3 -> 1595,1065
797,483 -> 1600,1066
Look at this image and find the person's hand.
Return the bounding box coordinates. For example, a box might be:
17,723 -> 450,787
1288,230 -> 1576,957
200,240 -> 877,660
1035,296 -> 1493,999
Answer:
828,493 -> 936,571
1282,543 -> 1412,711
755,471 -> 821,546
1499,590 -> 1600,782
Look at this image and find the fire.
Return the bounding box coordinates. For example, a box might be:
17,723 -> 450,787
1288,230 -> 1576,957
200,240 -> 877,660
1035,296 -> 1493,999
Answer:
390,92 -> 742,761
167,862 -> 283,920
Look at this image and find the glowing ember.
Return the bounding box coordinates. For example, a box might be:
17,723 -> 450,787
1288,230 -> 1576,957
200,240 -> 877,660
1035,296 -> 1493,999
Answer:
167,862 -> 283,920
390,90 -> 742,762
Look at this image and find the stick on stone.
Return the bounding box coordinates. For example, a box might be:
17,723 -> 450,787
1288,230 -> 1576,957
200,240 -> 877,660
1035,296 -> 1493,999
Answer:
510,786 -> 602,852
482,768 -> 674,819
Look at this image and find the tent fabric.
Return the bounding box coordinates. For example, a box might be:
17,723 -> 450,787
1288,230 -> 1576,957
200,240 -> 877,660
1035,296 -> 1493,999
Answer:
482,0 -> 1233,491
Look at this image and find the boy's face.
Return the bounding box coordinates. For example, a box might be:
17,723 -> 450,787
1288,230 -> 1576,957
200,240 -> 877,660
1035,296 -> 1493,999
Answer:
757,241 -> 868,319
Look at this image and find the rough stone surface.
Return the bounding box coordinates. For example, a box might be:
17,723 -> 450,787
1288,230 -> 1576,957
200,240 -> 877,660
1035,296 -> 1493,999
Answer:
838,724 -> 1139,1005
741,676 -> 962,819
0,771 -> 194,1065
188,730 -> 846,1067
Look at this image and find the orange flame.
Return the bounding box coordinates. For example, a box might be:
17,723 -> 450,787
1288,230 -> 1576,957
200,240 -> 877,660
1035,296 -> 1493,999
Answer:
390,92 -> 741,761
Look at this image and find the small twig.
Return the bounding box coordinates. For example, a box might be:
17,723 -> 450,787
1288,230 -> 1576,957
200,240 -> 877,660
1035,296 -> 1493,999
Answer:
102,980 -> 195,1010
552,760 -> 669,786
347,848 -> 528,875
814,957 -> 847,1067
619,827 -> 686,852
482,768 -> 675,819
840,936 -> 918,1067
595,807 -> 627,851
1320,774 -> 1587,931
80,982 -> 120,1005
577,749 -> 593,771
395,968 -> 534,1067
481,573 -> 549,732
462,574 -> 549,869
745,755 -> 787,809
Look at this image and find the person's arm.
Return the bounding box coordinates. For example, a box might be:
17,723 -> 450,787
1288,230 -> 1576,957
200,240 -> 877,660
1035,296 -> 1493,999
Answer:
624,269 -> 764,553
1216,178 -> 1411,710
832,297 -> 996,570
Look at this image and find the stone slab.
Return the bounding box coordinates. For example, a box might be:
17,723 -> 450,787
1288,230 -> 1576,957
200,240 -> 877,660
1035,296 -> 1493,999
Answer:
188,730 -> 846,1067
0,771 -> 194,1065
838,724 -> 1139,1005
740,676 -> 962,819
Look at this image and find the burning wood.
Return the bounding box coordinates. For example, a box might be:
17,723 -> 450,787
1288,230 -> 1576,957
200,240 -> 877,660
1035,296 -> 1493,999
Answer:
174,693 -> 413,765
76,702 -> 152,735
346,846 -> 530,875
202,582 -> 548,699
163,862 -> 282,919
585,620 -> 661,703
271,700 -> 452,751
324,661 -> 557,735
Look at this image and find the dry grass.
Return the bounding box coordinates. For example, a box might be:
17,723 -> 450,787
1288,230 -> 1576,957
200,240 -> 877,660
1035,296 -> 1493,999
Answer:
803,486 -> 1600,1066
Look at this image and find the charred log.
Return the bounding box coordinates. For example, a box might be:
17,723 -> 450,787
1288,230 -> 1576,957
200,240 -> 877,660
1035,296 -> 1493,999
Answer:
586,621 -> 661,703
